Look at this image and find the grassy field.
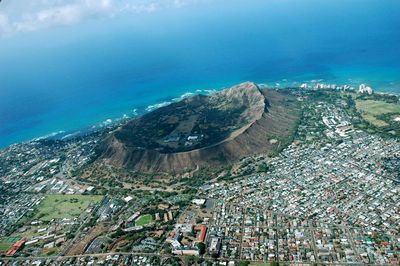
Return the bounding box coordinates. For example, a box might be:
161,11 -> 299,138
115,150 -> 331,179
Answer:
0,242 -> 12,253
135,214 -> 153,226
0,236 -> 21,253
34,194 -> 103,221
355,100 -> 400,127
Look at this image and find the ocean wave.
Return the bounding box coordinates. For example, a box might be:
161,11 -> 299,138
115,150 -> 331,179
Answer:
258,83 -> 268,88
310,79 -> 324,83
172,92 -> 195,102
33,131 -> 65,141
204,89 -> 217,95
145,101 -> 171,112
102,119 -> 113,126
61,131 -> 81,140
90,118 -> 114,129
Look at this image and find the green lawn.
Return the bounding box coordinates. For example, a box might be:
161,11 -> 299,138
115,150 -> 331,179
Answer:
0,236 -> 21,253
0,242 -> 12,252
33,194 -> 103,221
356,100 -> 400,127
135,214 -> 153,226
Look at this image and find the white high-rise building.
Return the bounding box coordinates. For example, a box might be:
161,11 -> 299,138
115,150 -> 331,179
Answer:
359,84 -> 373,94
359,84 -> 366,93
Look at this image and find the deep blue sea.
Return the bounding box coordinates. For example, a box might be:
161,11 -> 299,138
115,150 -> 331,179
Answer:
1,0 -> 400,148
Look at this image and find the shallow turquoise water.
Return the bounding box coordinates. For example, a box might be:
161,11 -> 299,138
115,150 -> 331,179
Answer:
0,0 -> 399,147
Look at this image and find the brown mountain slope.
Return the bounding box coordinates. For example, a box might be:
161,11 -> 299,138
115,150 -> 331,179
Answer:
97,82 -> 300,173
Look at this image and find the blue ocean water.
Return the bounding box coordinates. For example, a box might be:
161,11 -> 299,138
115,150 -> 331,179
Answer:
1,0 -> 400,148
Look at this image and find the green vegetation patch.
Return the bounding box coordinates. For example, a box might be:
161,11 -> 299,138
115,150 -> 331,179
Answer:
0,236 -> 21,252
34,194 -> 103,221
0,242 -> 12,252
135,214 -> 153,226
355,100 -> 400,127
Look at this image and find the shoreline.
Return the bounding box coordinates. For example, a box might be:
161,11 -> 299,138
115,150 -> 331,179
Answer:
1,80 -> 399,150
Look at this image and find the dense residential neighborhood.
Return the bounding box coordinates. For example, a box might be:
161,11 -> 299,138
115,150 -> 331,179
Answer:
196,101 -> 399,264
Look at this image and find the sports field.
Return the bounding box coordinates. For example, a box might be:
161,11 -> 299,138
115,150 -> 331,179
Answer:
33,194 -> 103,221
135,214 -> 154,226
0,236 -> 21,253
355,100 -> 400,127
0,242 -> 12,253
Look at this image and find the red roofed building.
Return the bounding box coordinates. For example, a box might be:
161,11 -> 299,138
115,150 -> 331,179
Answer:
6,239 -> 25,256
168,230 -> 176,238
165,230 -> 177,244
194,225 -> 207,243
